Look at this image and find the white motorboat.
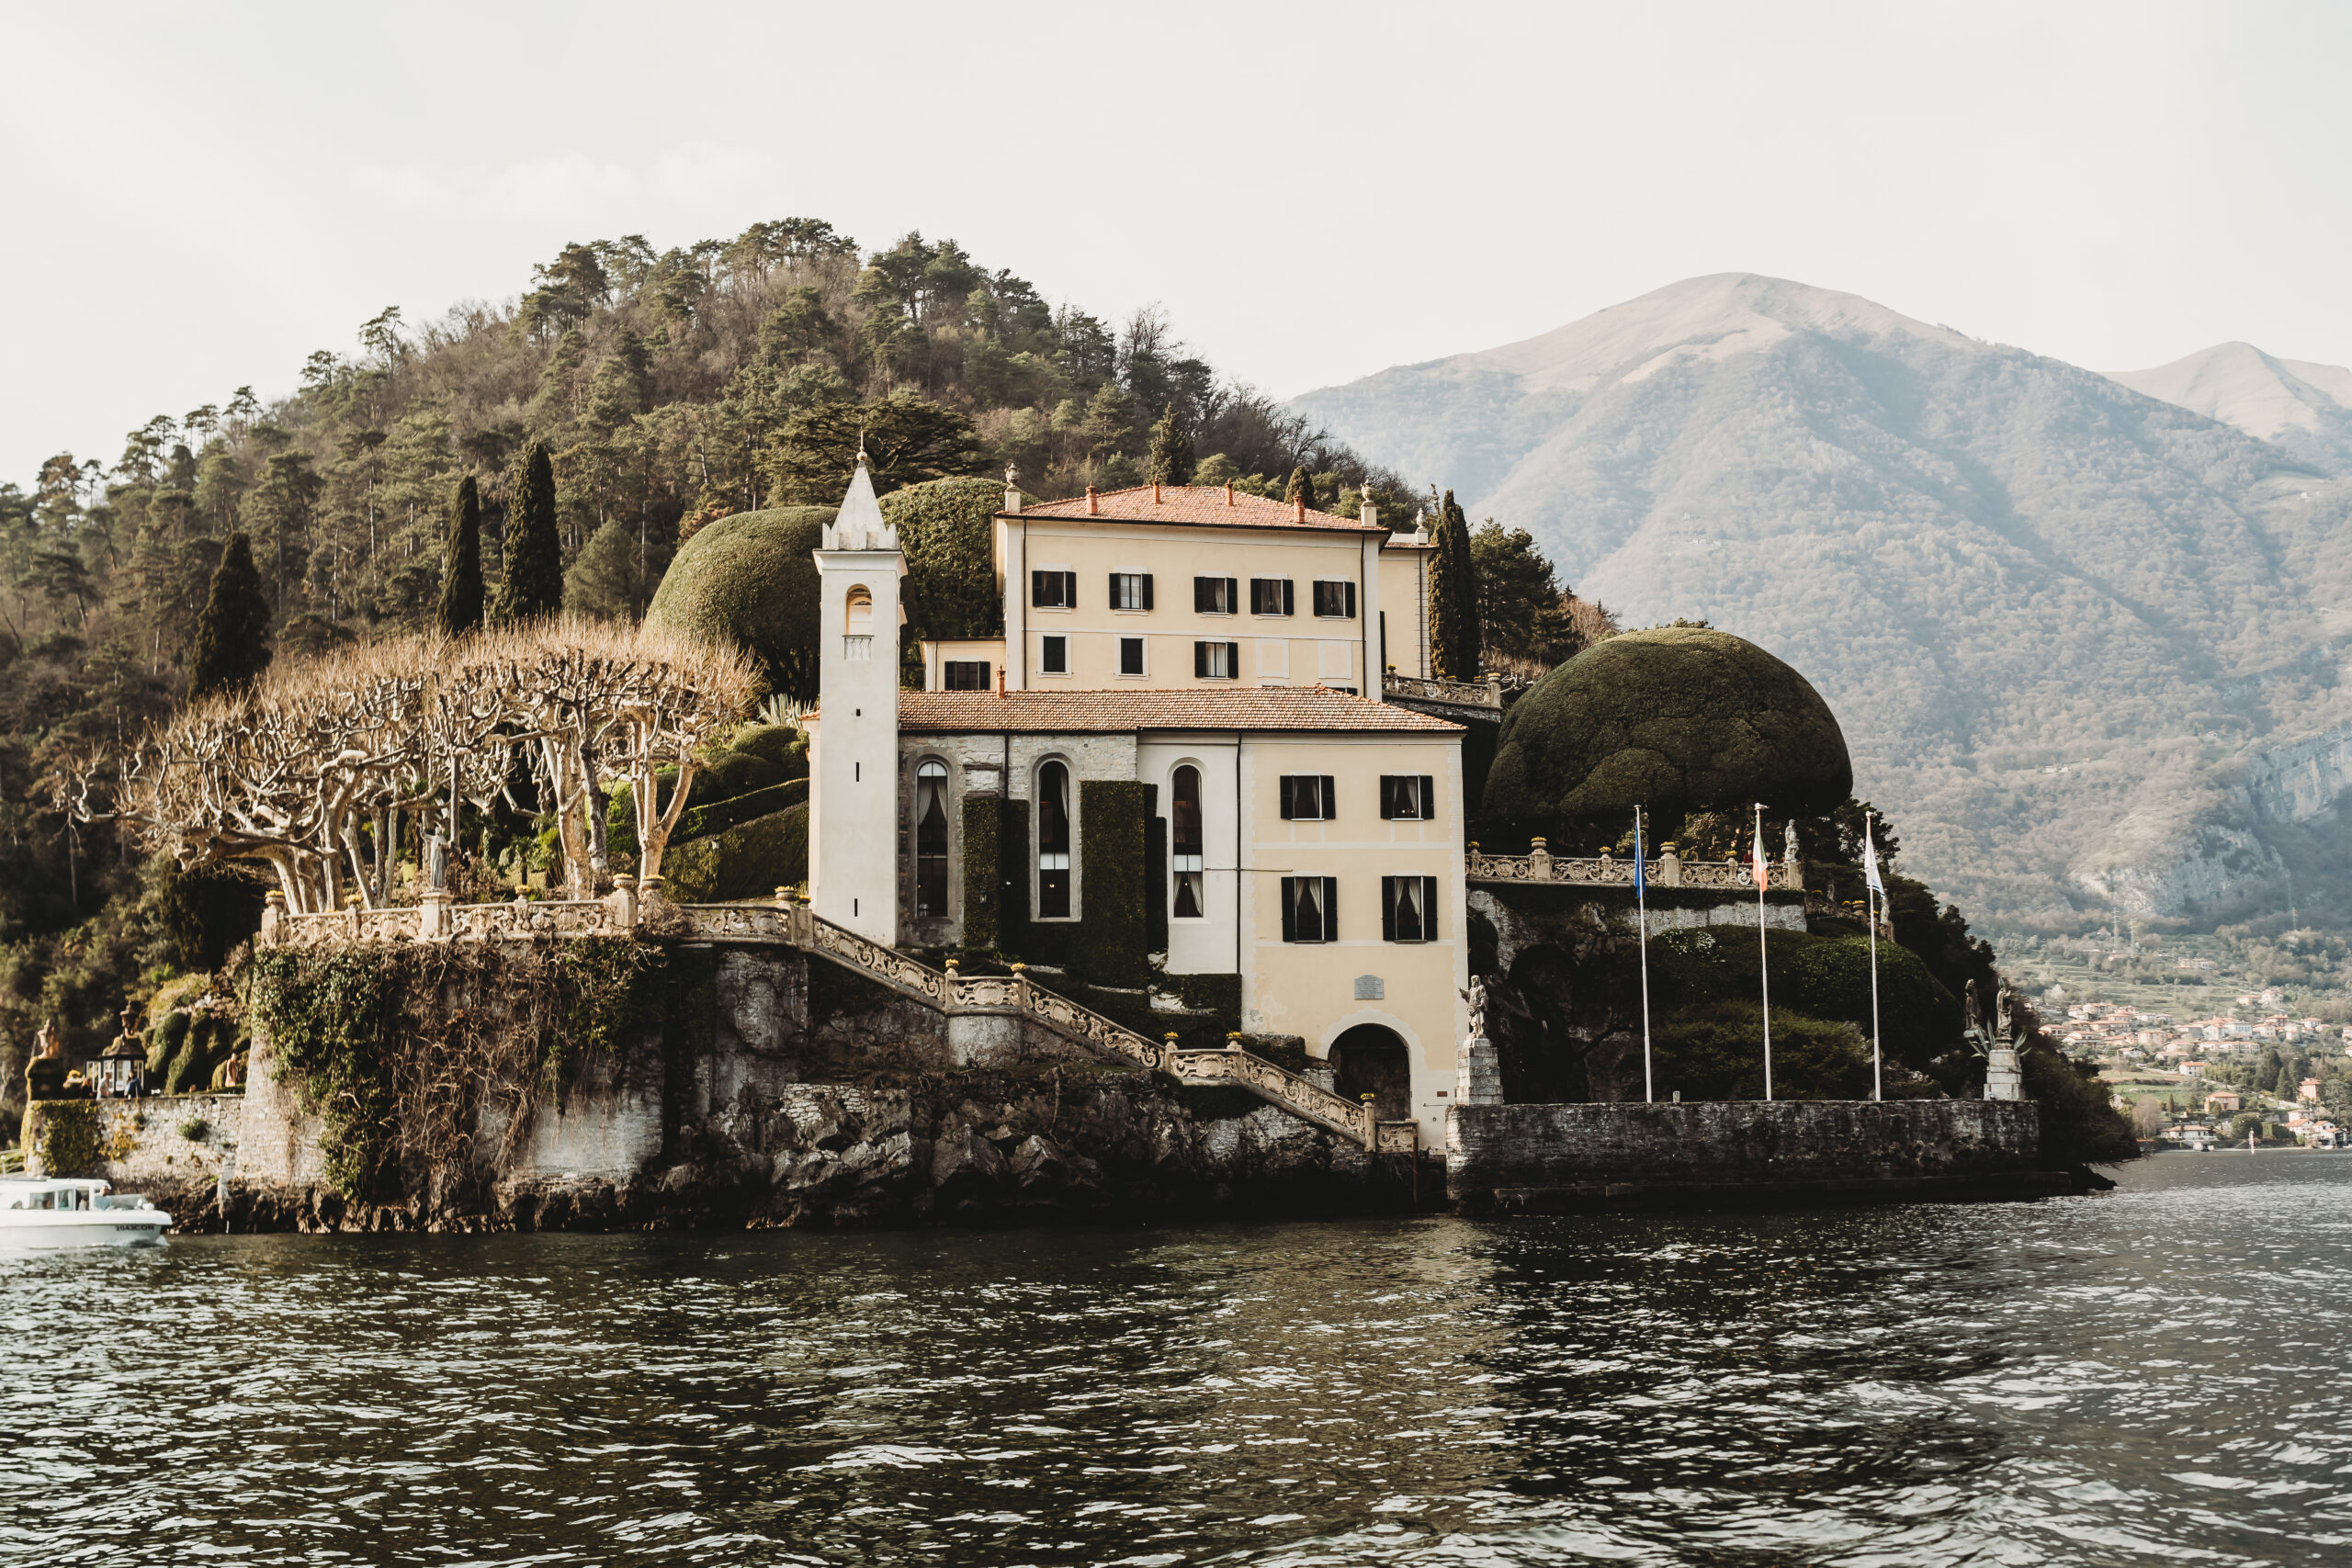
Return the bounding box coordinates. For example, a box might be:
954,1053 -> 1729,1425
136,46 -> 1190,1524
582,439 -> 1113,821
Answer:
0,1177 -> 171,1246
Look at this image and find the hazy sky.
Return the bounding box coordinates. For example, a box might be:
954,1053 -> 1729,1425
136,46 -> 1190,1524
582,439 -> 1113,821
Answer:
5,1 -> 2348,483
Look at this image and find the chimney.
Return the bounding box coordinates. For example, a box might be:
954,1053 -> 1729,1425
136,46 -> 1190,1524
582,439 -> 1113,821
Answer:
1087,485 -> 1099,516
996,664 -> 1006,695
1152,480 -> 1162,503
1003,464 -> 1021,513
1224,480 -> 1234,507
1295,491 -> 1306,524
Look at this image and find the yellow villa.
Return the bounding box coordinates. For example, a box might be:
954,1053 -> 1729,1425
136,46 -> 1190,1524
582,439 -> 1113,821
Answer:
803,466 -> 1473,1145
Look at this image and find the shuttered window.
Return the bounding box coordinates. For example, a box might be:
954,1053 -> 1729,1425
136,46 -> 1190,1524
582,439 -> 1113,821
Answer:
1031,570 -> 1076,608
1193,576 -> 1237,615
1194,641 -> 1238,679
1110,572 -> 1153,610
1278,774 -> 1339,820
1250,578 -> 1295,615
1379,775 -> 1436,819
1312,581 -> 1357,618
1280,876 -> 1339,942
1381,875 -> 1440,942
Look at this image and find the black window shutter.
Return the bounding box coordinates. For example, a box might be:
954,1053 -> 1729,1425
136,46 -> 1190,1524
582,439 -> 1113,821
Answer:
1279,777 -> 1295,819
1109,571 -> 1120,607
1420,776 -> 1435,818
1032,570 -> 1046,605
1226,641 -> 1238,673
1193,577 -> 1207,613
1380,777 -> 1396,819
1193,641 -> 1207,678
1321,776 -> 1337,818
1281,877 -> 1297,942
1283,581 -> 1295,615
1346,582 -> 1358,617
1422,876 -> 1440,939
1322,877 -> 1338,942
1382,876 -> 1397,941
1141,573 -> 1154,610
1063,570 -> 1077,606
1224,577 -> 1238,612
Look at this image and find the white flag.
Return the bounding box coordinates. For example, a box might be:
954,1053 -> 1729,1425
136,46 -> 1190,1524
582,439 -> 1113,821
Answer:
1751,823 -> 1770,891
1861,818 -> 1885,896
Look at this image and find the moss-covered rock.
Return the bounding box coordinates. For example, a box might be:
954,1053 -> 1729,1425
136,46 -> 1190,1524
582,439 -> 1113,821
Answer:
645,506 -> 833,699
1482,625 -> 1852,838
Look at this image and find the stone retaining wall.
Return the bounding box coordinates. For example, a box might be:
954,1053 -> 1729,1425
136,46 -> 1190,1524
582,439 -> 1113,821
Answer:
1448,1100 -> 2061,1207
23,1094 -> 247,1219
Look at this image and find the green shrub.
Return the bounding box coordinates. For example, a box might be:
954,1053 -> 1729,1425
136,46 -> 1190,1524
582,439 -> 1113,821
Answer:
1483,625 -> 1852,840
644,505 -> 832,699
879,477 -> 1007,642
25,1100 -> 100,1177
676,778 -> 808,843
660,805 -> 809,903
1648,999 -> 1874,1101
179,1117 -> 209,1142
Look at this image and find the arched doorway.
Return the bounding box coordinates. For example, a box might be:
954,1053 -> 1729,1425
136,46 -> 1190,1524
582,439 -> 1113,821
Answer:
1329,1024 -> 1411,1123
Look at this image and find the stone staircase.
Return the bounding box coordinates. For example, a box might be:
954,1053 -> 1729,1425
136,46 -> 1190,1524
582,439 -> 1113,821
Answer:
777,901 -> 1416,1153
259,886 -> 1416,1154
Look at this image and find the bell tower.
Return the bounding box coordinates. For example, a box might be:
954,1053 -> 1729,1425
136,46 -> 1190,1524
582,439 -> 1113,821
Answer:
808,454 -> 904,945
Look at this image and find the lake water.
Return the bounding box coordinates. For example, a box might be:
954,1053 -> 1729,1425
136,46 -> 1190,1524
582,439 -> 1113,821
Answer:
4,1155 -> 2347,1565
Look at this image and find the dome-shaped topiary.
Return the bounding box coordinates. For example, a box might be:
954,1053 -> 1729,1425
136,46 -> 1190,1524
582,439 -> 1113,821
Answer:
1481,625 -> 1852,836
645,506 -> 832,699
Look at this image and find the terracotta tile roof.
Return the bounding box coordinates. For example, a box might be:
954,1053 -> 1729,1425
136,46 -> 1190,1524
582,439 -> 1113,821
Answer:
898,687 -> 1462,735
1005,484 -> 1388,534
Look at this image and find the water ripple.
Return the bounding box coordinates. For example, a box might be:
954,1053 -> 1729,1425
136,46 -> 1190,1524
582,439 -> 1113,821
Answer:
2,1155 -> 2347,1563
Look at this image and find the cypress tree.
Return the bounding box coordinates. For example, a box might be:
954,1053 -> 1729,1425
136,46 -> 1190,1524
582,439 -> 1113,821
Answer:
435,473 -> 485,635
1283,466 -> 1313,506
187,531 -> 274,701
491,442 -> 562,626
1146,403 -> 1195,485
1426,490 -> 1483,679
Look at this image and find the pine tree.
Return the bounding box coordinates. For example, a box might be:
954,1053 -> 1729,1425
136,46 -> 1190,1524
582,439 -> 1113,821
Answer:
491,442 -> 562,626
187,531 -> 274,701
435,473 -> 485,636
1146,403 -> 1195,485
1426,490 -> 1482,678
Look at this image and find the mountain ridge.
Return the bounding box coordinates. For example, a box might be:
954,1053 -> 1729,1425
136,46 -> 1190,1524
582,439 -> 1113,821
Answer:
1295,274 -> 2352,936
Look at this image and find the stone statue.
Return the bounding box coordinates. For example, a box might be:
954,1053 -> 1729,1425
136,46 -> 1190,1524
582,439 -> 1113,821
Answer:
34,1020 -> 56,1059
1996,985 -> 2016,1043
1783,819 -> 1801,868
118,1004 -> 138,1043
1963,979 -> 1985,1043
427,831 -> 448,892
1460,976 -> 1489,1040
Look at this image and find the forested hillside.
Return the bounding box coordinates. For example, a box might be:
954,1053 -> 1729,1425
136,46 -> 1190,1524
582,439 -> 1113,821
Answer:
0,218 -> 1422,1072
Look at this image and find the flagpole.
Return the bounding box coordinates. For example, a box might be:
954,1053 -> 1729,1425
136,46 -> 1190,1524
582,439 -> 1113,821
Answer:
1755,802 -> 1772,1102
1636,806 -> 1653,1103
1866,810 -> 1883,1102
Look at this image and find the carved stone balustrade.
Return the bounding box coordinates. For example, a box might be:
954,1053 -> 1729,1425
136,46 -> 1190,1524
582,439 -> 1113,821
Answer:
1382,671 -> 1502,709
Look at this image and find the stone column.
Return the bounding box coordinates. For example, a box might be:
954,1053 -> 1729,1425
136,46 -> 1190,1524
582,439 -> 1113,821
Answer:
261,890 -> 286,946
1984,1045 -> 2025,1101
1659,842 -> 1683,888
1457,1036 -> 1503,1106
419,889 -> 454,941
1530,837 -> 1554,881
607,874 -> 639,931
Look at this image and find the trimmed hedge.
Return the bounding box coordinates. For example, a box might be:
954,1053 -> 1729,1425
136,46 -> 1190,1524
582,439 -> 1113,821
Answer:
661,804 -> 809,903
879,477 -> 1006,642
961,795 -> 1002,949
676,777 -> 808,843
1483,625 -> 1852,839
644,505 -> 832,698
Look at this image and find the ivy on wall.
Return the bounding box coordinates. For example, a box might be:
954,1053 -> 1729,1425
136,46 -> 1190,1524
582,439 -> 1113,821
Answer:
961,795 -> 1002,950
250,938 -> 668,1201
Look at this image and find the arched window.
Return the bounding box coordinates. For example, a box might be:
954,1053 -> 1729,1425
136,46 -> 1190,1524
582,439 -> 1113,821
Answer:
844,585 -> 874,634
915,761 -> 949,918
1037,760 -> 1072,918
1170,764 -> 1204,919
